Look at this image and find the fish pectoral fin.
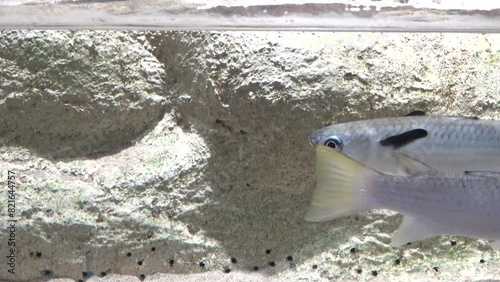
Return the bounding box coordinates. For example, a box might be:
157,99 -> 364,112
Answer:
490,241 -> 500,250
464,171 -> 500,177
392,153 -> 436,176
391,216 -> 443,247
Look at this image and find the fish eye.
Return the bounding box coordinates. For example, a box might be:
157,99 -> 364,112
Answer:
324,135 -> 343,151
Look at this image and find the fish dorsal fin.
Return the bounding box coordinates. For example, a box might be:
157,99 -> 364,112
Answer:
464,171 -> 500,177
447,115 -> 479,120
393,153 -> 435,176
405,110 -> 426,116
379,129 -> 428,149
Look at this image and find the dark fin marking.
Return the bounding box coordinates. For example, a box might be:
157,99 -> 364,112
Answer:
379,129 -> 428,149
464,171 -> 500,177
405,110 -> 426,116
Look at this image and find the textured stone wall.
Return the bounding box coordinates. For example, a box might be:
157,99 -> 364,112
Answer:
0,30 -> 499,281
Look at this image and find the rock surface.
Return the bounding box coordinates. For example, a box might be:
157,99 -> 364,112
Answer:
0,30 -> 499,281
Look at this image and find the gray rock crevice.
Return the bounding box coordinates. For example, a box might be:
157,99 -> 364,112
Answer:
0,30 -> 168,159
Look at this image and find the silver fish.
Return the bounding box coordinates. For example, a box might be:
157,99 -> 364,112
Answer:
305,146 -> 500,249
309,115 -> 500,175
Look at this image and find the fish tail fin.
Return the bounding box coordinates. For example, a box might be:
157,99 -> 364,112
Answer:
305,146 -> 379,222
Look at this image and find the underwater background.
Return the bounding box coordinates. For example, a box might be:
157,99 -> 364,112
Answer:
0,29 -> 500,281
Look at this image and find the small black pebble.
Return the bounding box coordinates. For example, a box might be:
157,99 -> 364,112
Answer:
36,252 -> 42,257
199,261 -> 205,268
231,257 -> 237,264
286,255 -> 293,261
169,259 -> 175,266
265,249 -> 271,254
480,259 -> 485,263
138,260 -> 143,266
312,264 -> 318,270
406,242 -> 412,246
268,261 -> 276,267
151,247 -> 156,252
139,274 -> 146,281
78,280 -> 83,282
395,258 -> 401,265
253,266 -> 259,271
356,268 -> 362,274
246,183 -> 250,187
433,266 -> 439,272
41,269 -> 53,277
450,240 -> 457,246
224,268 -> 231,273
100,272 -> 107,277
350,247 -> 356,253
372,270 -> 378,276
82,271 -> 93,278
126,252 -> 132,257
215,119 -> 223,124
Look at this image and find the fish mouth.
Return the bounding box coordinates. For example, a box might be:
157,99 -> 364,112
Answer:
308,134 -> 316,146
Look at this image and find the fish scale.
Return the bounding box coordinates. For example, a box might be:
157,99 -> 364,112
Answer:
376,175 -> 497,216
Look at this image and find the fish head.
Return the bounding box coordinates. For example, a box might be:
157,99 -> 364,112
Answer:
309,122 -> 375,165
